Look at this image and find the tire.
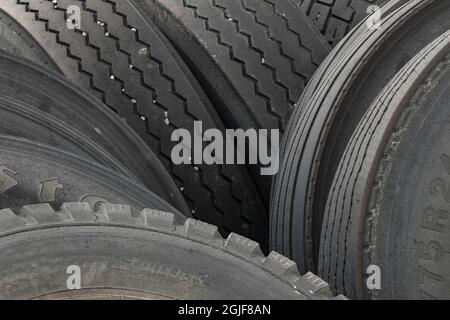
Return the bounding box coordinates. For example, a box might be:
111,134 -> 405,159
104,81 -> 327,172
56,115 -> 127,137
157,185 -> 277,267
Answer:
319,30 -> 450,300
0,202 -> 344,300
270,0 -> 450,273
0,52 -> 189,214
295,0 -> 387,46
130,0 -> 330,197
0,135 -> 184,222
0,0 -> 267,246
131,0 -> 329,132
0,94 -> 136,181
0,10 -> 57,69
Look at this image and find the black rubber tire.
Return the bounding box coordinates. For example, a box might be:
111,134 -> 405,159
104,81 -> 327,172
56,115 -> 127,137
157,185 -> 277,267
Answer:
0,0 -> 267,246
0,202 -> 345,300
319,30 -> 450,300
0,10 -> 58,69
0,135 -> 184,222
131,0 -> 329,131
130,0 -> 330,199
295,0 -> 387,46
270,0 -> 450,273
0,94 -> 136,180
0,52 -> 189,215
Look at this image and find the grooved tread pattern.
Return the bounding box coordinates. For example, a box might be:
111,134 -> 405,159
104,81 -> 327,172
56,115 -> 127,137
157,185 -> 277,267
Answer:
132,0 -> 330,132
0,0 -> 266,245
297,0 -> 385,46
319,29 -> 450,298
0,201 -> 347,300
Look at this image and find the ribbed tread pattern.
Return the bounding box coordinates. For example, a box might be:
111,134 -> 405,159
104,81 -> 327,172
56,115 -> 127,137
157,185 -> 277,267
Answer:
270,0 -> 430,273
319,29 -> 450,298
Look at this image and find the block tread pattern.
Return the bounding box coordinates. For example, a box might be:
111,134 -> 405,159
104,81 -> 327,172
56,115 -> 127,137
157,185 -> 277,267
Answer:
297,0 -> 386,46
0,202 -> 346,300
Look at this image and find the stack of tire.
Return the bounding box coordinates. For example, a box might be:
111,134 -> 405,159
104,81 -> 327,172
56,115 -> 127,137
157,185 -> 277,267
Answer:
272,0 -> 450,300
0,0 -> 339,300
0,0 -> 446,301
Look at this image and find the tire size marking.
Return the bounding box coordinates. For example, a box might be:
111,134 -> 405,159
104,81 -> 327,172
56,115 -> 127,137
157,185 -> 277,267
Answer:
418,153 -> 450,298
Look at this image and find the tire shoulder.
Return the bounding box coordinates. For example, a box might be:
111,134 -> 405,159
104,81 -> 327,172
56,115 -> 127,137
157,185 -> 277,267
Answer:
0,202 -> 345,300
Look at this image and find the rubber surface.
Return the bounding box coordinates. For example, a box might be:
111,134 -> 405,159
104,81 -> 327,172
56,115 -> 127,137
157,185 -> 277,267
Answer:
0,202 -> 345,300
131,0 -> 329,131
130,0 -> 330,198
0,135 -> 184,222
0,94 -> 135,180
295,0 -> 386,46
0,10 -> 58,69
319,30 -> 450,299
0,0 -> 267,246
0,52 -> 189,214
271,0 -> 450,273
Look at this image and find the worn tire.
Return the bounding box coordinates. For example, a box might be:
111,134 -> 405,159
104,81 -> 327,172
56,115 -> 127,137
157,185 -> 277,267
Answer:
319,30 -> 450,300
271,0 -> 450,273
131,0 -> 329,131
130,0 -> 330,197
0,10 -> 57,68
0,94 -> 136,180
0,135 -> 184,222
0,52 -> 189,214
295,0 -> 387,46
0,202 -> 344,300
0,0 -> 267,245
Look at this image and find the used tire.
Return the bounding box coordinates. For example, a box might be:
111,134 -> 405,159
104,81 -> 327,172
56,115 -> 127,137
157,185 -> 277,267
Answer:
0,135 -> 184,221
0,10 -> 57,68
0,94 -> 135,180
0,53 -> 189,214
295,0 -> 387,46
0,0 -> 267,245
319,30 -> 450,300
270,0 -> 450,273
0,202 -> 344,300
131,0 -> 329,132
130,0 -> 330,197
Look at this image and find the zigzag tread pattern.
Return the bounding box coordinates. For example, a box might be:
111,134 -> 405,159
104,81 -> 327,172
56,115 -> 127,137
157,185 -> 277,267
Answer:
5,0 -> 266,243
178,0 -> 326,130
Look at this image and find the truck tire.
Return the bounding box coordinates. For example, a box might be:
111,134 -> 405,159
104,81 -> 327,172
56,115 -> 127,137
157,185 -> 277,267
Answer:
0,52 -> 189,214
0,0 -> 267,246
319,30 -> 450,300
130,0 -> 330,198
0,10 -> 57,69
270,0 -> 450,273
295,0 -> 387,46
131,0 -> 329,132
0,202 -> 344,300
0,94 -> 135,180
0,135 -> 184,222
